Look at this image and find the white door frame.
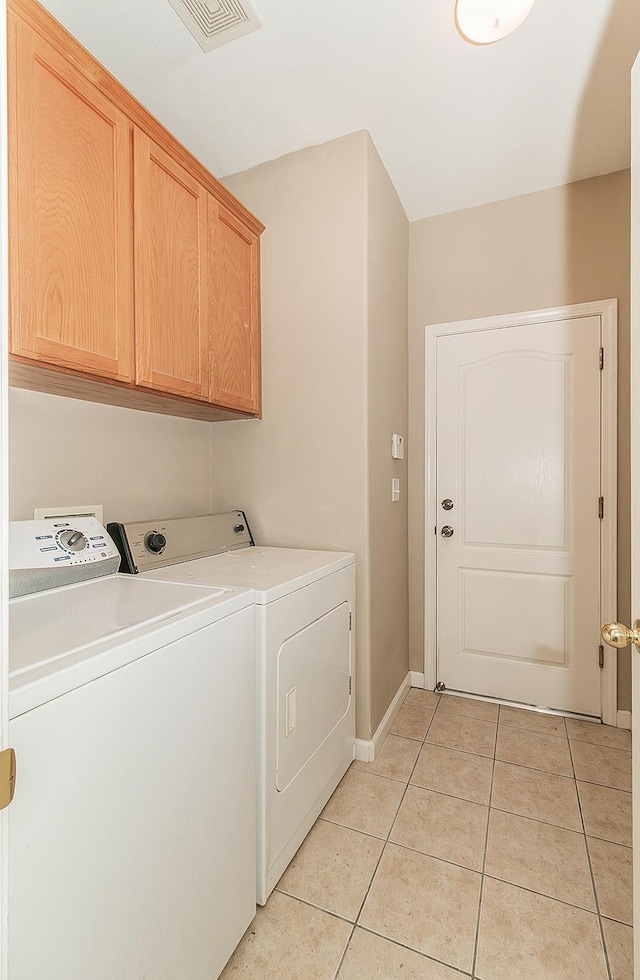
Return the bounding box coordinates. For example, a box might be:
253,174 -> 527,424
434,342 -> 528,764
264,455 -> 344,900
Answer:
424,299 -> 618,726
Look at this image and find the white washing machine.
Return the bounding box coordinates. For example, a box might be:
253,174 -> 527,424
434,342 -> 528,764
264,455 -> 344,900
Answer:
9,518 -> 257,980
109,511 -> 356,904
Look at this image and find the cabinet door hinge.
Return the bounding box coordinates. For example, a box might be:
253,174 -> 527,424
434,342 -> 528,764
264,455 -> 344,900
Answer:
599,645 -> 605,669
599,347 -> 604,370
349,611 -> 352,630
348,676 -> 352,695
598,496 -> 604,519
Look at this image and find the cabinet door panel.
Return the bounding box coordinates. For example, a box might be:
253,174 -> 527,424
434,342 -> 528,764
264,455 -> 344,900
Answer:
8,16 -> 134,381
209,200 -> 261,415
134,130 -> 209,400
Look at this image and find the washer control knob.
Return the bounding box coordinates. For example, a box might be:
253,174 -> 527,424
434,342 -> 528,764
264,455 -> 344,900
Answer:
59,529 -> 87,552
233,523 -> 245,534
145,531 -> 167,554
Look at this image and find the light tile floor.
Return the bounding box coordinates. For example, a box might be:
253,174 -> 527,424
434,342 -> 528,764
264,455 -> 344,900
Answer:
222,689 -> 633,979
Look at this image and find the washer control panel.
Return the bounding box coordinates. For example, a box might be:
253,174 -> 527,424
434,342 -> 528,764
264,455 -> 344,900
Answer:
9,518 -> 120,569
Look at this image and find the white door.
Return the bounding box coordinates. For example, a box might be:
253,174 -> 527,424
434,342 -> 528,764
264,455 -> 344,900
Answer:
436,314 -> 607,716
629,49 -> 640,977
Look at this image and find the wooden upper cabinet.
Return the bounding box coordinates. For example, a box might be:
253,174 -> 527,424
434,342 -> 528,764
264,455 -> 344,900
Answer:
8,0 -> 264,420
209,199 -> 261,415
8,14 -> 134,382
134,129 -> 209,401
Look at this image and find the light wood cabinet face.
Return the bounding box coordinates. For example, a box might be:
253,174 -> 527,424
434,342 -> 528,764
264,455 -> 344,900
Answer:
134,130 -> 209,401
209,200 -> 261,414
8,16 -> 134,382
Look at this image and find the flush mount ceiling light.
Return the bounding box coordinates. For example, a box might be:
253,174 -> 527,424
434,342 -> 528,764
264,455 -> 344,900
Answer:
455,0 -> 536,44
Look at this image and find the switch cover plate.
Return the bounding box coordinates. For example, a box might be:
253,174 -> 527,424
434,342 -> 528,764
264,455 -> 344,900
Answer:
391,434 -> 404,459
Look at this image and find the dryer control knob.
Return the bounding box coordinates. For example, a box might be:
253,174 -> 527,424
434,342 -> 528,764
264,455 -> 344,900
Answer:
145,532 -> 167,554
233,523 -> 245,534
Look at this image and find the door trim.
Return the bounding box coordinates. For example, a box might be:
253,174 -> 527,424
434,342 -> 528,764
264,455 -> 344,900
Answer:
424,299 -> 618,726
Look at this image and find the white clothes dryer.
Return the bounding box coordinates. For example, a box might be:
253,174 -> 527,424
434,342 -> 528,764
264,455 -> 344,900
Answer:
109,512 -> 356,904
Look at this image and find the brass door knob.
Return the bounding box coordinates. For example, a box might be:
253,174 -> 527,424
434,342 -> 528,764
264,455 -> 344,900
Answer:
601,621 -> 640,650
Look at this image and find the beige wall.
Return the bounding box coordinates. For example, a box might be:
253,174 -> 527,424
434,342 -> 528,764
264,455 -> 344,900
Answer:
212,132 -> 372,736
212,131 -> 410,739
408,170 -> 631,709
367,140 -> 410,731
9,388 -> 212,522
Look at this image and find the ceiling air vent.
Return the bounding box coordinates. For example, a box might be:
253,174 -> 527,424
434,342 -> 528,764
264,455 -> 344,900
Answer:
167,0 -> 261,52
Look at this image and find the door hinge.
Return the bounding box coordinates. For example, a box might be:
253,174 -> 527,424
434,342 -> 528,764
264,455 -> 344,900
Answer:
599,645 -> 605,669
0,748 -> 16,811
599,347 -> 604,370
349,611 -> 352,630
348,676 -> 352,695
598,496 -> 604,519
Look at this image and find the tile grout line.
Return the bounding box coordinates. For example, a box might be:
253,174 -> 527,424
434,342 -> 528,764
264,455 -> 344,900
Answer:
354,924 -> 474,977
348,694 -> 442,959
470,703 -> 500,978
272,888 -> 359,929
330,921 -> 357,980
568,734 -> 614,980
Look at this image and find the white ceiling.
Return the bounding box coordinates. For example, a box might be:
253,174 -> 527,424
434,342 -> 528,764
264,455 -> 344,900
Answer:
41,0 -> 640,220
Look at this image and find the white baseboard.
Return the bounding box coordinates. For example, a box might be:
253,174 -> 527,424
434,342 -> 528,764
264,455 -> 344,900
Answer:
410,671 -> 425,688
354,672 -> 411,762
617,709 -> 631,731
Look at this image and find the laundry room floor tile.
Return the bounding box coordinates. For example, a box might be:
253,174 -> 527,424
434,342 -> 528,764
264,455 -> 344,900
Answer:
498,704 -> 566,737
352,734 -> 421,783
359,843 -> 481,973
390,784 -> 488,872
336,928 -> 464,979
475,877 -> 608,980
495,726 -> 573,776
491,761 -> 583,831
425,712 -> 497,758
411,742 -> 494,806
577,781 -> 633,846
602,918 -> 634,980
389,703 -> 435,740
587,837 -> 633,925
220,891 -> 351,980
435,694 -> 499,724
565,718 -> 631,751
571,741 -> 632,791
276,819 -> 384,922
484,808 -> 595,911
321,768 -> 405,839
404,688 -> 441,711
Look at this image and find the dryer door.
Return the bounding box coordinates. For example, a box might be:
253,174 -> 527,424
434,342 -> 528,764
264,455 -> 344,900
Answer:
276,600 -> 351,792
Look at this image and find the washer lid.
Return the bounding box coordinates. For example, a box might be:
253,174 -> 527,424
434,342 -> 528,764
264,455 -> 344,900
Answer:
10,574 -> 254,716
142,547 -> 355,603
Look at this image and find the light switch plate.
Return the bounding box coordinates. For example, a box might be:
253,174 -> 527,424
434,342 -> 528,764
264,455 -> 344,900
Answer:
392,478 -> 400,502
